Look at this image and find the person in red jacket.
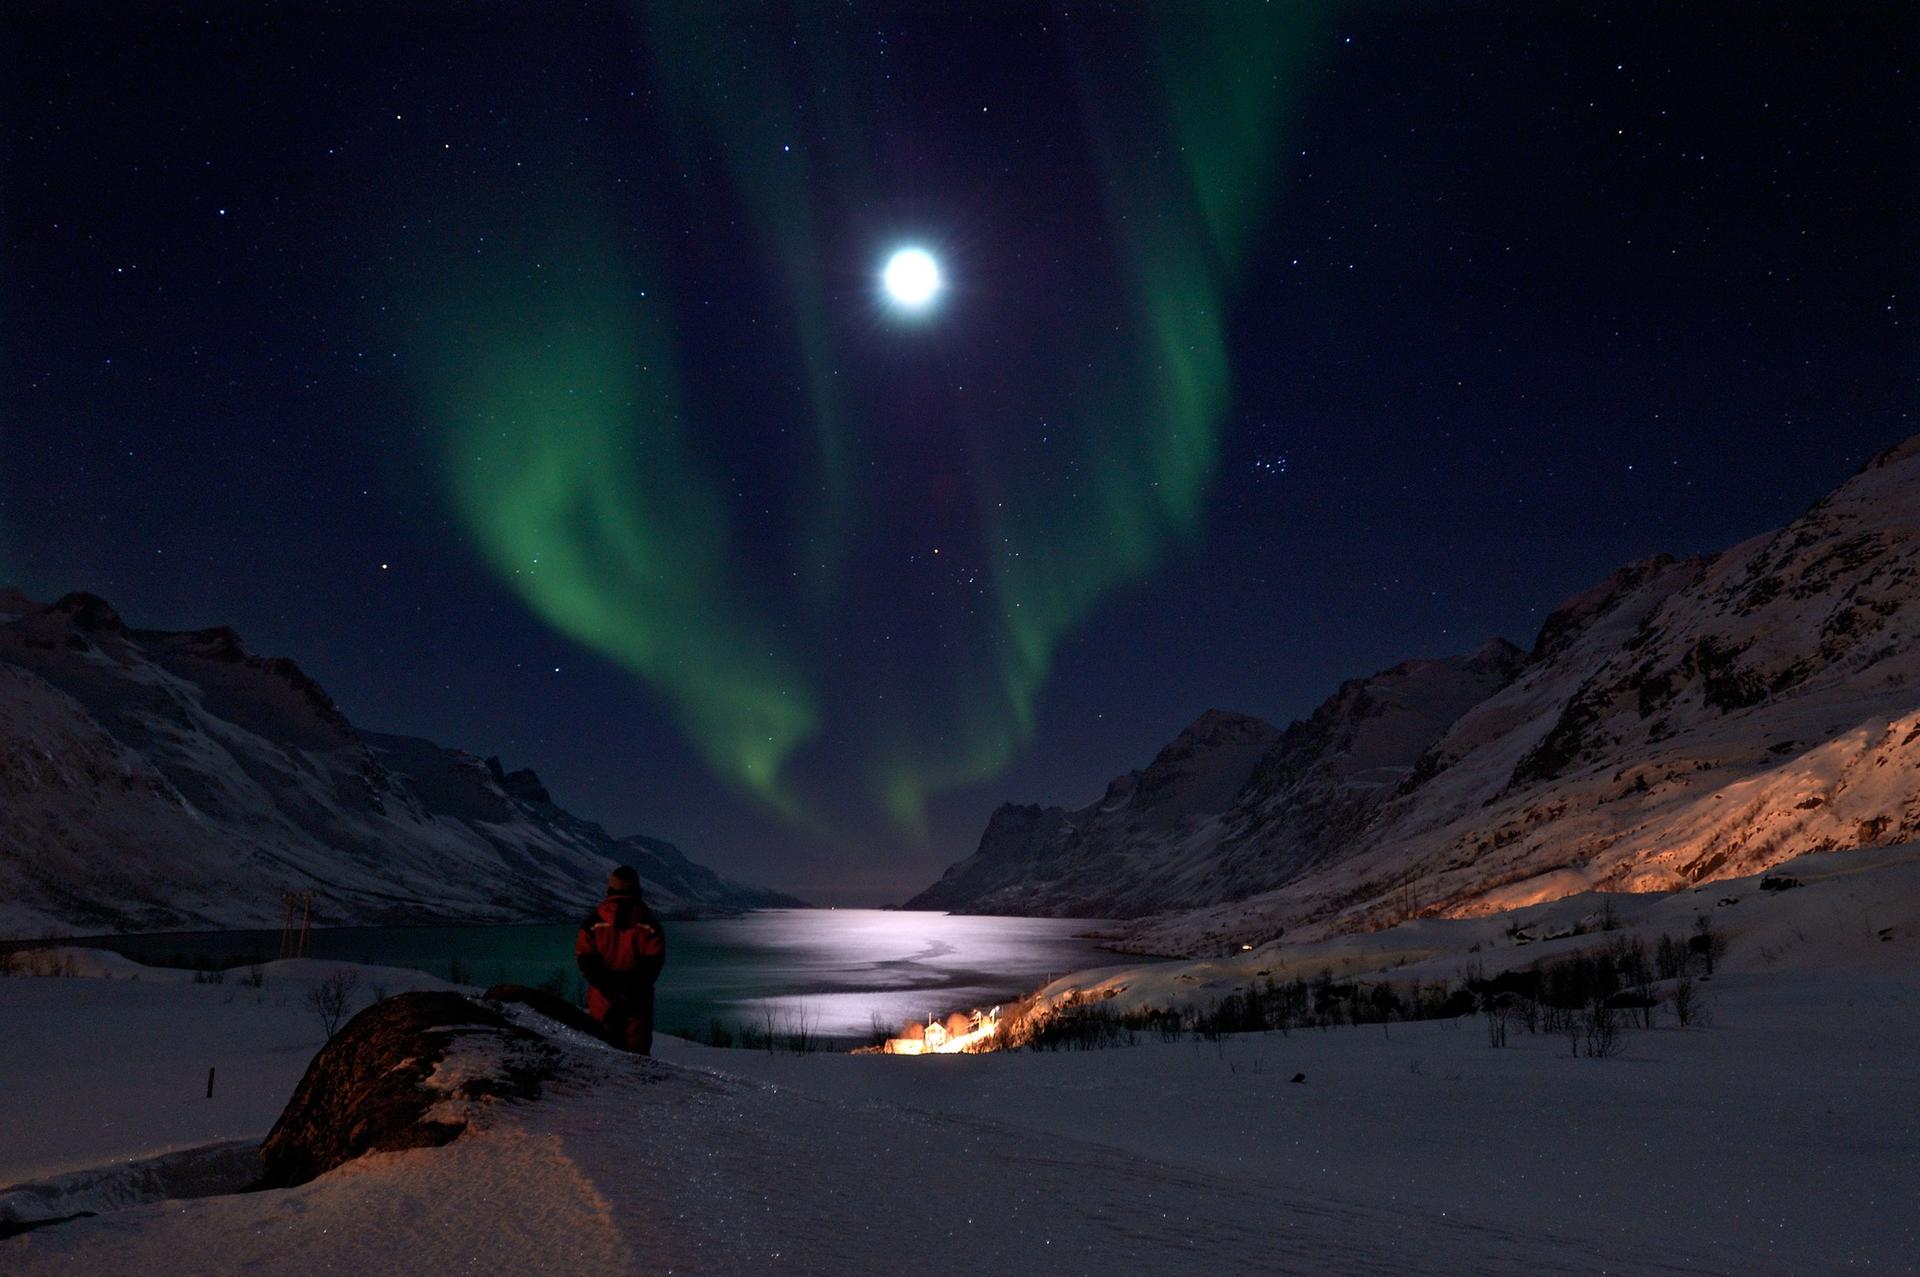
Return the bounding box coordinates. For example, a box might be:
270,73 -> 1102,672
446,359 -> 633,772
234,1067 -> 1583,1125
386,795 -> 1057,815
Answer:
574,865 -> 667,1054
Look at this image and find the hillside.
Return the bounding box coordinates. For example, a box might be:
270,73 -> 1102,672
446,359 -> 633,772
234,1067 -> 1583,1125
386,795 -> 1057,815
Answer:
0,592 -> 799,936
913,436 -> 1920,954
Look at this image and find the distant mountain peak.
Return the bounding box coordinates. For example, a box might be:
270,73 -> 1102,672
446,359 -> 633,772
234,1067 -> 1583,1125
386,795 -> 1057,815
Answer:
1466,636 -> 1526,668
486,755 -> 553,806
47,591 -> 127,633
1529,554 -> 1689,661
1177,707 -> 1277,740
1861,432 -> 1920,472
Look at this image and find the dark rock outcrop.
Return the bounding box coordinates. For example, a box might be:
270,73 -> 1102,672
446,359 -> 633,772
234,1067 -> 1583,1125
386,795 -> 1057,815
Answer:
483,983 -> 606,1040
257,993 -> 559,1190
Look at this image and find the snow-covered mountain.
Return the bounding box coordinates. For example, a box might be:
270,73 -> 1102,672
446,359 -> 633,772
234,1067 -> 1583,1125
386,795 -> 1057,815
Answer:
0,592 -> 800,936
904,709 -> 1284,917
913,436 -> 1920,954
906,645 -> 1524,919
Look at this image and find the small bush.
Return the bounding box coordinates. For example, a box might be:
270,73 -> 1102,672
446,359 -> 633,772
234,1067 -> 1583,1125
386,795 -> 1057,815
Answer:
1020,999 -> 1135,1051
305,969 -> 361,1039
1655,933 -> 1688,980
1583,1001 -> 1623,1058
783,1007 -> 820,1054
1670,977 -> 1699,1027
1483,997 -> 1509,1048
1690,915 -> 1728,976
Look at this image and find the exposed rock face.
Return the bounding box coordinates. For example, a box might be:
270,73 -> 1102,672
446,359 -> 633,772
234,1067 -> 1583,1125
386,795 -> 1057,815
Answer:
257,993 -> 560,1190
915,434 -> 1920,955
0,594 -> 804,936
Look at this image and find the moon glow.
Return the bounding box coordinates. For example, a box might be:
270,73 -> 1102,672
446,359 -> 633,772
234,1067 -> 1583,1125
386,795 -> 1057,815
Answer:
881,247 -> 942,309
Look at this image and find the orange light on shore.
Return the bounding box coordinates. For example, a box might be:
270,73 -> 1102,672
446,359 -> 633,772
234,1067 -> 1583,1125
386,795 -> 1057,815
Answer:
883,1006 -> 1000,1055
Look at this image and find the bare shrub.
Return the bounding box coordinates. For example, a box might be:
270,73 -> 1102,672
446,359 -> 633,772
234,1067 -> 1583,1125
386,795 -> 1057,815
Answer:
1670,977 -> 1699,1027
756,1002 -> 778,1053
1583,1001 -> 1623,1058
305,969 -> 361,1039
1483,996 -> 1509,1048
1121,1006 -> 1184,1042
1655,932 -> 1687,979
1027,1000 -> 1133,1050
783,1006 -> 820,1054
1690,915 -> 1728,976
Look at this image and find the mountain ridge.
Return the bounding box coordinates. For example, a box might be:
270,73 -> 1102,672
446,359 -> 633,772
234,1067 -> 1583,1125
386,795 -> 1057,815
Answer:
0,591 -> 801,937
909,435 -> 1920,955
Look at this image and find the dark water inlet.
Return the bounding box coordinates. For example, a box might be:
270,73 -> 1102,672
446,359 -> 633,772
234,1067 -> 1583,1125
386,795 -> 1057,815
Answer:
20,910 -> 1131,1040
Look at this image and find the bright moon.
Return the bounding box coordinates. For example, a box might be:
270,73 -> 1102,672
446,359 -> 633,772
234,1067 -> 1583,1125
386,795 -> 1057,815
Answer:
882,247 -> 942,309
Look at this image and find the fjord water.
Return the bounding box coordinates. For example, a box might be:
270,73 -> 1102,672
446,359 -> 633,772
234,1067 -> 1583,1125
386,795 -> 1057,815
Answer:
94,910 -> 1122,1040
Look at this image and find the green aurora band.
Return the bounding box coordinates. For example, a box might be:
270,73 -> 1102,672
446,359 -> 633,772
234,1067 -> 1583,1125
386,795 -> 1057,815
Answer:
402,5 -> 1319,838
874,6 -> 1320,828
414,212 -> 817,812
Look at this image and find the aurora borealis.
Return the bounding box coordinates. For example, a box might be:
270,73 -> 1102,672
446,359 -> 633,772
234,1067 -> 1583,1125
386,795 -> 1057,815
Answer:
5,3 -> 1911,900
401,5 -> 1315,835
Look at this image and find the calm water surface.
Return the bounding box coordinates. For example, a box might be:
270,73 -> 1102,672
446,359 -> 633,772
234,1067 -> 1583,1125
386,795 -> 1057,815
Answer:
90,910 -> 1127,1039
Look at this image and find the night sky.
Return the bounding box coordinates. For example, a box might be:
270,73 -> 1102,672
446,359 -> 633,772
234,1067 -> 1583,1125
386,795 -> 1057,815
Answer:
3,3 -> 1912,903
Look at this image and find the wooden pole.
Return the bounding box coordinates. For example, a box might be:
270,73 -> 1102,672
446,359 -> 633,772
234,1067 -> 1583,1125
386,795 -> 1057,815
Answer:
206,1067 -> 215,1099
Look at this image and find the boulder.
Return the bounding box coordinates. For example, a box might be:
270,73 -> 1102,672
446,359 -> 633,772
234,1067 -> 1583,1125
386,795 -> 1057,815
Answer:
483,982 -> 608,1040
257,992 -> 559,1189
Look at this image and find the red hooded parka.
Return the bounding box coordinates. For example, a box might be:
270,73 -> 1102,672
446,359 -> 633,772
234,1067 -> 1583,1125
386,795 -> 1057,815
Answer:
574,888 -> 666,1054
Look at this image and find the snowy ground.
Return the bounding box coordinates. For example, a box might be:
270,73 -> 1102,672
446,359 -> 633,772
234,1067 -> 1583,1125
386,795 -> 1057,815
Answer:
0,954 -> 454,1187
2,848 -> 1915,1274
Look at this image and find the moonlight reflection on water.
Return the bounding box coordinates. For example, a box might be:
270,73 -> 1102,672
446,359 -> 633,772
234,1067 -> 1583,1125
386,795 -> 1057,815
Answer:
660,910 -> 1122,1038
86,910 -> 1127,1041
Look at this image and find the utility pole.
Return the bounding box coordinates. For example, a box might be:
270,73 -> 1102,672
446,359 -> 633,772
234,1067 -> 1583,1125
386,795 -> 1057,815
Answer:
280,890 -> 315,959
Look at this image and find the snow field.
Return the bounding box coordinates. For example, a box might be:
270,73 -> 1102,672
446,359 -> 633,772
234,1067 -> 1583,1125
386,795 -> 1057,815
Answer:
3,848 -> 1915,1273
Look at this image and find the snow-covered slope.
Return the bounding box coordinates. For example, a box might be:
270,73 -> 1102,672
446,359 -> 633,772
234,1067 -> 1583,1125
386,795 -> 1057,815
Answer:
907,643 -> 1524,917
917,436 -> 1920,955
904,709 -> 1284,916
7,848 -> 1915,1273
0,593 -> 800,936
